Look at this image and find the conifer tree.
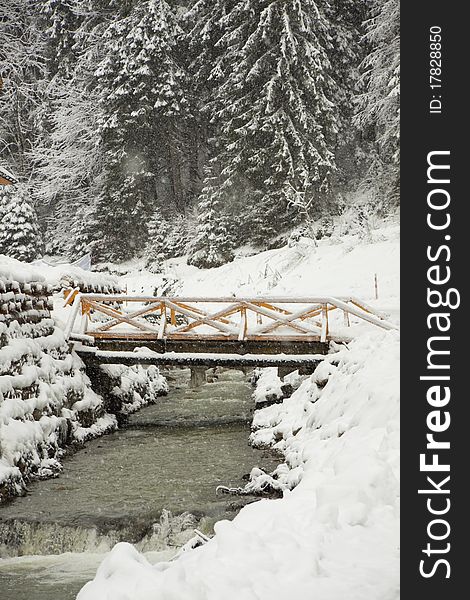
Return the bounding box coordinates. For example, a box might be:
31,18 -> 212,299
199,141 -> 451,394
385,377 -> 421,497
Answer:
188,170 -> 233,268
94,0 -> 190,261
197,0 -> 339,248
39,0 -> 80,76
67,203 -> 98,260
324,0 -> 367,135
144,209 -> 171,269
356,0 -> 400,172
0,185 -> 44,262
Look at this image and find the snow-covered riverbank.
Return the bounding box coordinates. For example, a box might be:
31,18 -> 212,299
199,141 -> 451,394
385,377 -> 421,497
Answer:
0,257 -> 167,501
78,329 -> 399,600
76,222 -> 400,600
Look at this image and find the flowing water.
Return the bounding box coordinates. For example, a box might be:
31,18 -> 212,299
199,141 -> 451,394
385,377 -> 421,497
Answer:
0,368 -> 278,600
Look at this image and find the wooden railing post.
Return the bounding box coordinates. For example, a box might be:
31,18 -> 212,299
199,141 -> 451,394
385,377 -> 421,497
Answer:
321,303 -> 329,342
238,307 -> 247,341
158,302 -> 167,339
64,293 -> 82,340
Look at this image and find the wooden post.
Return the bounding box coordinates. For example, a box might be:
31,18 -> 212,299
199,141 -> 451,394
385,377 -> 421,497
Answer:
321,304 -> 328,342
158,307 -> 167,340
238,307 -> 247,341
64,294 -> 82,340
374,273 -> 379,300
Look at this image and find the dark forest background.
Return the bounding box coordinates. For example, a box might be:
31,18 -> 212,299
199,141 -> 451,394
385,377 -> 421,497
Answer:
0,0 -> 399,267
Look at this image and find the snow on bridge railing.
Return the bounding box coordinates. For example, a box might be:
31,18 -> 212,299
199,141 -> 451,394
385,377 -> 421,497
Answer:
64,293 -> 398,344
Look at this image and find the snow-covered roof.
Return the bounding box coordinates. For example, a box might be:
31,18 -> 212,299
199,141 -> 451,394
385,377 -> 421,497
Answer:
0,255 -> 121,293
31,259 -> 121,292
0,165 -> 18,185
0,255 -> 45,284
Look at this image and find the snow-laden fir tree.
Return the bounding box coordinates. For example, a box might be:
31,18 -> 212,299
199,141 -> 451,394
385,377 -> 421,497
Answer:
184,0 -> 229,131
358,0 -> 400,157
66,203 -> 100,260
321,0 -> 368,192
39,0 -> 80,76
94,0 -> 190,261
188,170 -> 233,268
355,0 -> 400,202
183,0 -> 228,203
144,209 -> 171,270
0,185 -> 44,262
324,0 -> 367,135
195,0 -> 339,249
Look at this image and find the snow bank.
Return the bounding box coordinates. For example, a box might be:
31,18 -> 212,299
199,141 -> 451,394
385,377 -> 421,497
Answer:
93,364 -> 168,421
0,277 -> 113,498
78,329 -> 399,600
0,256 -> 166,501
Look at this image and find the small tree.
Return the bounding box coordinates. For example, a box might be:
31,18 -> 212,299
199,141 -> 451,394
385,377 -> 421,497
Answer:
0,185 -> 44,262
188,172 -> 233,268
144,209 -> 171,270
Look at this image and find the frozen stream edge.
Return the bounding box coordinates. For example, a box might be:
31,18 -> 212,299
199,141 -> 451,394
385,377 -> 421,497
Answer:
0,368 -> 279,600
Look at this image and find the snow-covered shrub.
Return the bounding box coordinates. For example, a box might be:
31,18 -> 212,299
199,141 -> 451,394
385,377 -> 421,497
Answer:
0,185 -> 44,262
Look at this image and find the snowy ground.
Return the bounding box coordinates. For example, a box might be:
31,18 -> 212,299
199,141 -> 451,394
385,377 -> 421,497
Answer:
76,220 -> 400,600
119,222 -> 399,311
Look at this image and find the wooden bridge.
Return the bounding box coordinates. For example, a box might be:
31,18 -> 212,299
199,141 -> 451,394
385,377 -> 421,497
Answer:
65,292 -> 397,373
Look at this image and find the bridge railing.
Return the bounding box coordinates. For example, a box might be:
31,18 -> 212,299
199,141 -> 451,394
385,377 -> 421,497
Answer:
64,292 -> 398,344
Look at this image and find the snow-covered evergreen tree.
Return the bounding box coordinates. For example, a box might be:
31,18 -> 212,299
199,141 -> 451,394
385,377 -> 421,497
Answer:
66,203 -> 99,260
1,0 -> 399,262
197,0 -> 339,248
94,0 -> 191,261
39,0 -> 80,76
184,0 -> 229,129
324,0 -> 366,136
188,170 -> 233,268
0,185 -> 44,262
144,209 -> 171,269
355,0 -> 400,196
